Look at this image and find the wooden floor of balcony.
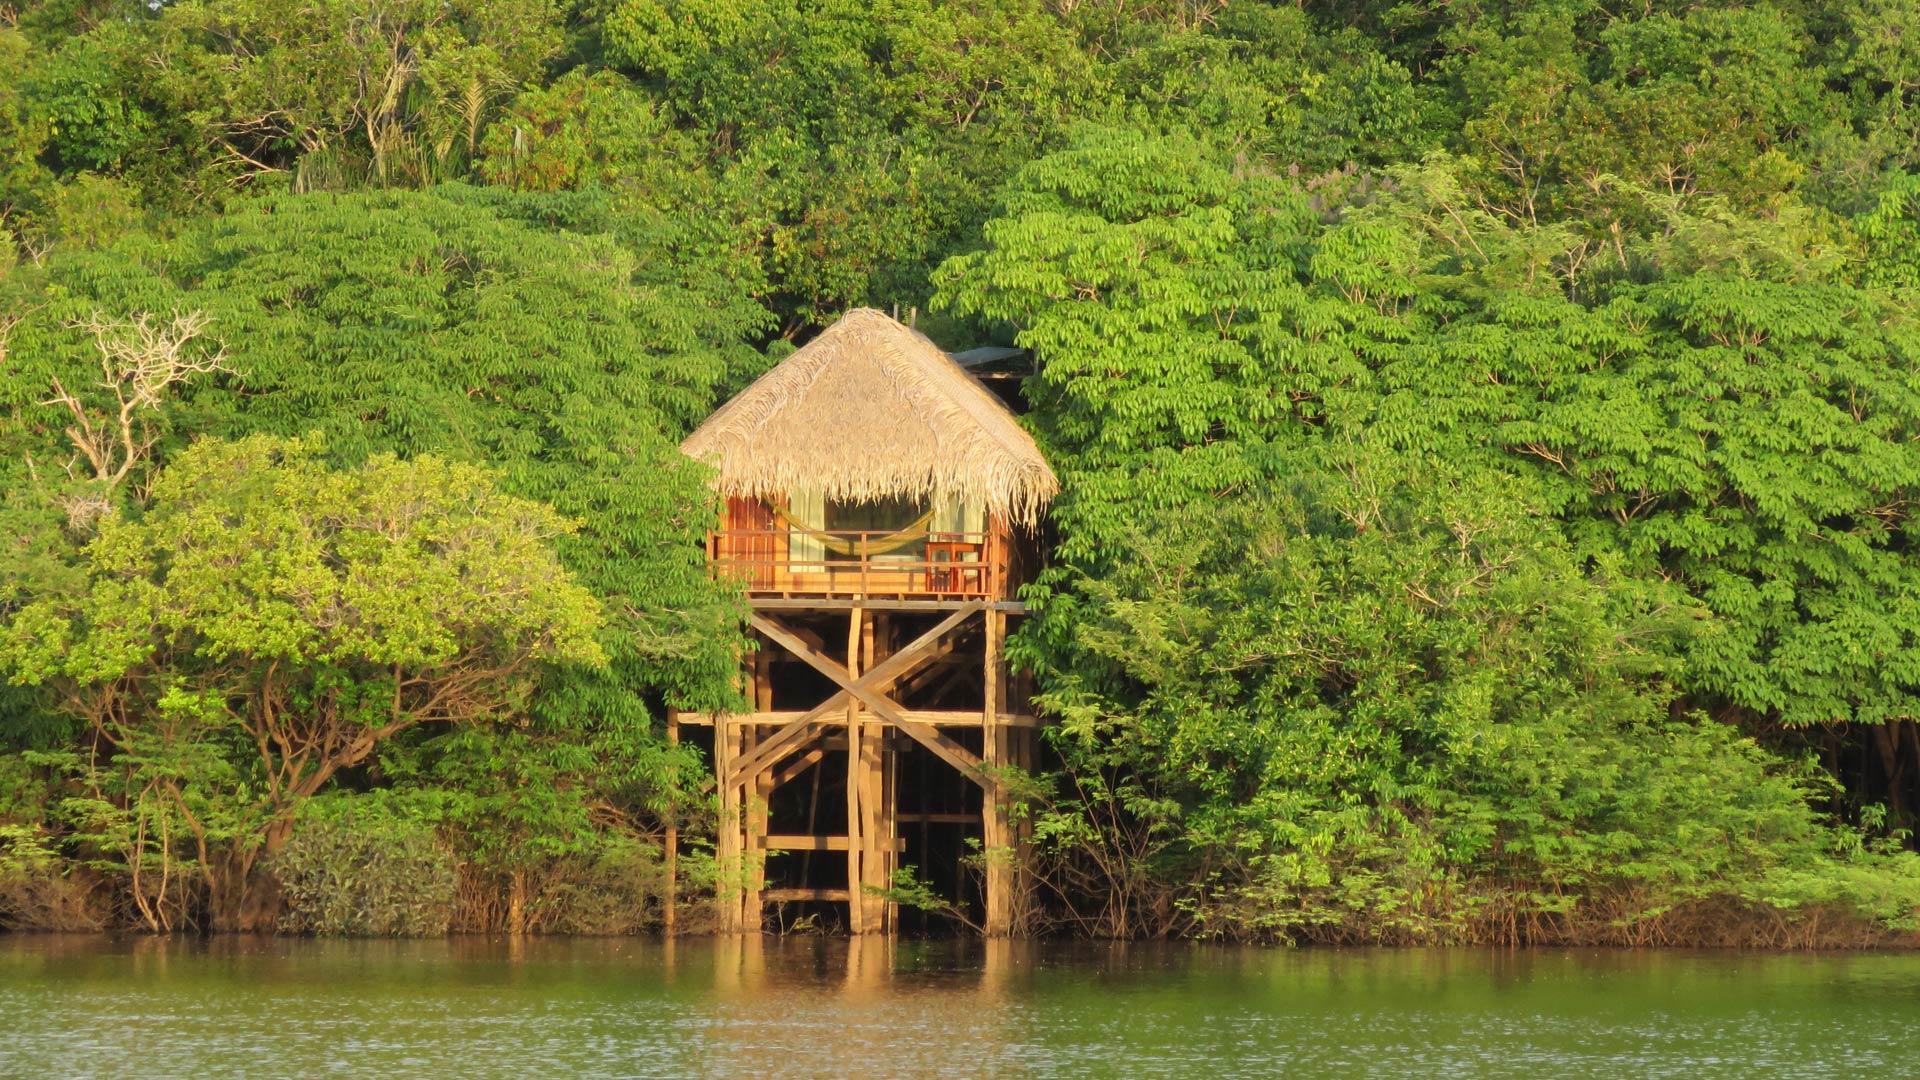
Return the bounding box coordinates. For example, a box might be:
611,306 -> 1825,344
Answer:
746,596 -> 1027,612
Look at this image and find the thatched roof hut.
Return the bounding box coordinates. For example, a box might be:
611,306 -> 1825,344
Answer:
681,309 -> 1057,525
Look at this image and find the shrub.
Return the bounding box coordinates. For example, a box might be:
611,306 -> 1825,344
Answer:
0,823 -> 104,931
534,839 -> 671,936
272,797 -> 456,937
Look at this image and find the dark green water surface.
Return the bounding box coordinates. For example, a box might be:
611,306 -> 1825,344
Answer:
2,935 -> 1916,1077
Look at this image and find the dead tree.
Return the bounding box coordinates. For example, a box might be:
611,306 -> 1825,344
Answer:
41,310 -> 232,499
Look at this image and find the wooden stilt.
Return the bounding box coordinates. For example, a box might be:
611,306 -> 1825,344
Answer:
1008,724 -> 1033,934
1006,616 -> 1033,935
721,597 -> 1027,937
745,724 -> 768,932
845,606 -> 867,933
983,606 -> 1011,936
856,611 -> 894,932
871,611 -> 897,933
715,712 -> 741,933
799,741 -> 823,890
754,646 -> 774,712
748,651 -> 775,930
665,709 -> 680,937
862,725 -> 890,931
882,720 -> 899,932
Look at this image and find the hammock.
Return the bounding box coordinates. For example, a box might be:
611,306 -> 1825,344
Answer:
770,503 -> 938,557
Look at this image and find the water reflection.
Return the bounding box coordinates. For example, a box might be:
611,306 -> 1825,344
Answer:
2,935 -> 1917,1077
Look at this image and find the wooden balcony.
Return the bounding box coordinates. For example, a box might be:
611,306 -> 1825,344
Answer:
707,528 -> 1005,600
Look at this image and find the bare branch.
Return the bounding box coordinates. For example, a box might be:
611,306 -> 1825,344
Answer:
42,310 -> 234,492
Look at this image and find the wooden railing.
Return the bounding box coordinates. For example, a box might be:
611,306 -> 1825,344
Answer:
707,528 -> 997,598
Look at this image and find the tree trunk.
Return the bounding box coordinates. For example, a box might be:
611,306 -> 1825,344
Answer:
1873,721 -> 1911,827
508,871 -> 527,935
206,847 -> 276,933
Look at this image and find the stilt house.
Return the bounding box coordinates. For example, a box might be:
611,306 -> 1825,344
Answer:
673,308 -> 1056,935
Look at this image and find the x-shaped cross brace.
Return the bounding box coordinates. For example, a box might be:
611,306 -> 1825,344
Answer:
726,603 -> 995,792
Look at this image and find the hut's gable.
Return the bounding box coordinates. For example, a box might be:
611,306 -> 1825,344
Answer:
681,309 -> 1057,524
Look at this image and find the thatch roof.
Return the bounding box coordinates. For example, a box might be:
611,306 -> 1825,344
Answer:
681,309 -> 1057,525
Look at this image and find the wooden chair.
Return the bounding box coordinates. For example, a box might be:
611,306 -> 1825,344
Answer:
924,534 -> 984,595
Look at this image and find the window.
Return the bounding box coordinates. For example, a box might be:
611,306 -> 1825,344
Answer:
826,496 -> 927,562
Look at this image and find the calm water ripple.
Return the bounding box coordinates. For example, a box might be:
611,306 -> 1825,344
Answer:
2,935 -> 1916,1077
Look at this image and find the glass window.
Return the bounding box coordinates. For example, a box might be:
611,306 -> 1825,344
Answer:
826,496 -> 927,562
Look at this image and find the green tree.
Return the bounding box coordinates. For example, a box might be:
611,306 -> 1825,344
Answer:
476,70 -> 699,196
4,186 -> 760,717
148,0 -> 566,189
934,128 -> 1335,567
1025,446 -> 1917,942
1437,2 -> 1829,233
0,189 -> 764,918
1,436 -> 604,929
937,128 -> 1920,933
0,29 -> 52,230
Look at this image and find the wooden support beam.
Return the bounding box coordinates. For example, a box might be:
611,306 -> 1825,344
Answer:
860,606 -> 891,932
683,710 -> 1041,729
722,696 -> 839,792
768,834 -> 846,852
1013,723 -> 1035,923
751,604 -> 981,692
772,621 -> 830,655
664,709 -> 679,937
892,648 -> 977,703
715,713 -> 741,933
748,598 -> 1027,613
872,613 -> 892,667
746,739 -> 770,929
752,605 -> 997,791
770,746 -> 827,789
984,605 -> 1010,937
753,647 -> 774,711
725,604 -> 981,790
763,888 -> 852,904
895,812 -> 983,825
882,715 -> 899,933
845,606 -> 866,934
762,834 -> 904,852
891,717 -> 993,791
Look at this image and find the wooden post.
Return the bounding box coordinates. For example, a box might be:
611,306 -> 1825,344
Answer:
982,605 -> 1010,936
857,606 -> 892,931
753,646 -> 773,711
799,737 -> 823,889
715,712 -> 741,933
743,720 -> 767,931
882,728 -> 899,932
871,614 -> 896,933
1005,613 -> 1033,935
860,729 -> 888,932
985,522 -> 998,599
665,709 -> 680,937
845,606 -> 867,933
727,601 -> 1010,936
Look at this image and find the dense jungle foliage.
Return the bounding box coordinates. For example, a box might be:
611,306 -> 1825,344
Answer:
4,0 -> 1920,943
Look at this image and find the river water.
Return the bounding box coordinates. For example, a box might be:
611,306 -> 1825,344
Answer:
2,935 -> 1917,1077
